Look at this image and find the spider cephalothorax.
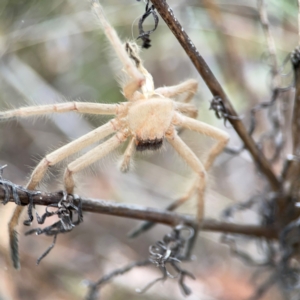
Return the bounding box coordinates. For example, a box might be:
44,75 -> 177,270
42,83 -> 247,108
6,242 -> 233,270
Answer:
2,0 -> 229,269
127,98 -> 174,151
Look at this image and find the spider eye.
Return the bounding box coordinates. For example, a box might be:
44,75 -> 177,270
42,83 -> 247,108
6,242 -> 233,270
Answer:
136,138 -> 163,151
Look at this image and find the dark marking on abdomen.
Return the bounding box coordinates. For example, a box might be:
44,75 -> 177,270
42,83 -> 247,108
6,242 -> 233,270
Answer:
136,138 -> 163,151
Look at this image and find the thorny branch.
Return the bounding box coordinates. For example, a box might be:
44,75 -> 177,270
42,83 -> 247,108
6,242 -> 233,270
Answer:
150,0 -> 280,191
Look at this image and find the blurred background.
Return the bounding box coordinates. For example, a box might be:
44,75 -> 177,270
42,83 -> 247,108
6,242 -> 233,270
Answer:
0,0 -> 298,299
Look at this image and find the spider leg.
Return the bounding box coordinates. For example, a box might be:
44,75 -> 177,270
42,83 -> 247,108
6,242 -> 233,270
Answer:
155,79 -> 198,119
120,136 -> 136,173
91,1 -> 145,100
125,42 -> 155,98
27,122 -> 115,190
155,79 -> 198,103
8,121 -> 116,269
64,132 -> 128,194
0,102 -> 118,120
130,115 -> 229,238
173,113 -> 230,170
166,129 -> 207,222
9,207 -> 22,269
164,180 -> 198,211
169,113 -> 230,221
166,113 -> 230,216
174,102 -> 198,120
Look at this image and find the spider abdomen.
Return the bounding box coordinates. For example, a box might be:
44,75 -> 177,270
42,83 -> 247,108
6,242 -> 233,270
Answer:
127,98 -> 174,151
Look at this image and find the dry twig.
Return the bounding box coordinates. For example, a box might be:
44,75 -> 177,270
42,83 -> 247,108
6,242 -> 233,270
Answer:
0,186 -> 277,239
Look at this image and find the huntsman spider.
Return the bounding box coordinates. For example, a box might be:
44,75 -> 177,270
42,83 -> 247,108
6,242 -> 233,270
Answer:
1,0 -> 229,269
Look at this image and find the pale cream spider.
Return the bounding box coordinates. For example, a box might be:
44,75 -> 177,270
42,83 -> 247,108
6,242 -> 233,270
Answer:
2,0 -> 229,269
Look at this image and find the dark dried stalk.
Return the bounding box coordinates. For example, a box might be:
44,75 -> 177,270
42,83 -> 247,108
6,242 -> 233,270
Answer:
1,188 -> 277,239
291,58 -> 300,173
284,50 -> 300,200
85,259 -> 151,300
150,0 -> 280,191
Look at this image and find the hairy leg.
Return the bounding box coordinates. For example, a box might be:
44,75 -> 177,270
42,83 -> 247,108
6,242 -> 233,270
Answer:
155,79 -> 198,103
166,129 -> 207,222
8,207 -> 23,269
125,42 -> 155,98
164,113 -> 229,221
91,0 -> 144,100
64,132 -> 127,193
0,102 -> 118,120
8,121 -> 116,269
129,113 -> 229,237
156,79 -> 198,119
175,102 -> 198,119
165,113 -> 229,219
120,136 -> 136,173
28,122 -> 116,190
173,113 -> 230,170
